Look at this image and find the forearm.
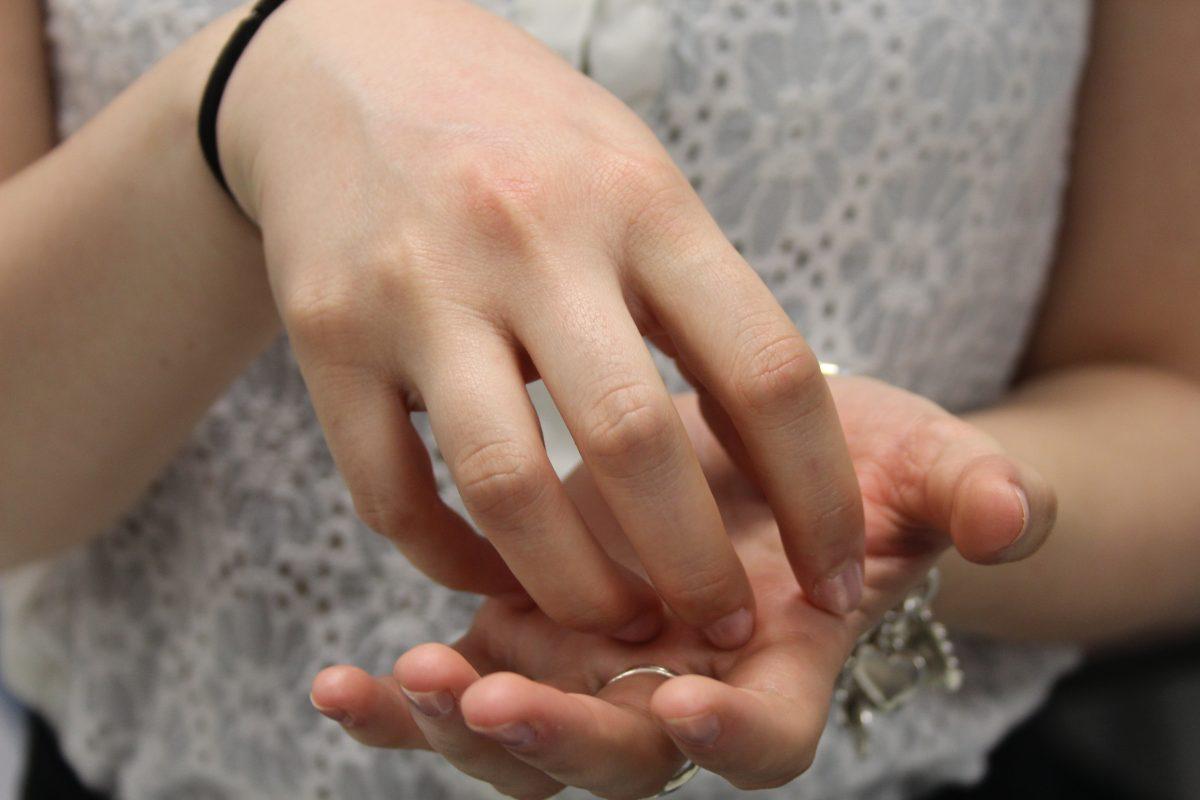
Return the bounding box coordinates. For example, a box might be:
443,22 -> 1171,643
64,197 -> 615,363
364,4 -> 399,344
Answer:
0,0 -> 55,175
936,364 -> 1200,647
0,8 -> 278,568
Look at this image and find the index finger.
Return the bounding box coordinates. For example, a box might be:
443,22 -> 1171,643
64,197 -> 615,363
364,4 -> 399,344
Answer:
628,201 -> 866,615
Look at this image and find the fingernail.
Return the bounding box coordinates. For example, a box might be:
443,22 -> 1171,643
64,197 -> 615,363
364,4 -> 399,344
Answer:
401,687 -> 455,718
614,610 -> 661,643
998,485 -> 1035,562
310,695 -> 356,728
472,721 -> 536,749
703,607 -> 754,649
664,713 -> 721,747
812,560 -> 863,615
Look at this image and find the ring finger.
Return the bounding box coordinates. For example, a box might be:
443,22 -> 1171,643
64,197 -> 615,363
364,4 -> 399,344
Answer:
418,323 -> 663,640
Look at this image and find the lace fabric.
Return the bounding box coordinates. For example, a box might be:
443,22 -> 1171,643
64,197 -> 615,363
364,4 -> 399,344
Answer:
3,1 -> 1087,797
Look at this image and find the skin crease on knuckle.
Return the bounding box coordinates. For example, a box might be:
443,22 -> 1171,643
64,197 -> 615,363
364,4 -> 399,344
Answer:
452,438 -> 549,529
653,557 -> 743,619
583,380 -> 679,479
730,320 -> 824,419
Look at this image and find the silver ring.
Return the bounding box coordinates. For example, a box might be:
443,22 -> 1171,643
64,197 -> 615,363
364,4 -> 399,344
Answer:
604,665 -> 701,797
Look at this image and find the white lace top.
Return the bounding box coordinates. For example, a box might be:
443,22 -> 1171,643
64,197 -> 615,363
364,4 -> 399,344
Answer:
3,1 -> 1089,798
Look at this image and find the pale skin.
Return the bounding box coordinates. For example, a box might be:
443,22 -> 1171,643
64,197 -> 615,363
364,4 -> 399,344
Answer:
2,0 -> 1200,796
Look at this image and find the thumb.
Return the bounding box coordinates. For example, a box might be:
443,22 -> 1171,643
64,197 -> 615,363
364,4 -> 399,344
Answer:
917,420 -> 1056,564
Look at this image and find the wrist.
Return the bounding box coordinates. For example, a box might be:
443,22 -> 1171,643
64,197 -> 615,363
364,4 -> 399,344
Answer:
208,0 -> 318,223
140,5 -> 278,329
169,2 -> 268,220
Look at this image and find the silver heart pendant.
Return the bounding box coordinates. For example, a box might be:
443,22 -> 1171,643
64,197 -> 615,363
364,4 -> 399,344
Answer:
851,645 -> 923,712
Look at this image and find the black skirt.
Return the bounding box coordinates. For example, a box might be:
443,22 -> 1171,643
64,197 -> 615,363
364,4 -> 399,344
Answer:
21,713 -> 110,800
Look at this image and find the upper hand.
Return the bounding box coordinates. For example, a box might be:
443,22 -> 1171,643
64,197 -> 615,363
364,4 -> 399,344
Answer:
310,379 -> 1055,798
215,0 -> 865,645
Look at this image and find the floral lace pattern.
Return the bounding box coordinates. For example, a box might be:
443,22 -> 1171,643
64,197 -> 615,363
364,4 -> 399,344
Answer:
3,1 -> 1087,797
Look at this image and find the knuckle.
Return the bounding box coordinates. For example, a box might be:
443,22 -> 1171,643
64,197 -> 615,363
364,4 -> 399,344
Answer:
582,382 -> 677,477
281,257 -> 425,361
731,322 -> 822,415
453,438 -> 547,527
596,150 -> 681,209
452,152 -> 553,253
605,155 -> 700,250
281,276 -> 364,349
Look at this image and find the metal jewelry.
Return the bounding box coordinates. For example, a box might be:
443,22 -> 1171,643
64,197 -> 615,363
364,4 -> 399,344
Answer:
834,569 -> 964,755
604,665 -> 701,796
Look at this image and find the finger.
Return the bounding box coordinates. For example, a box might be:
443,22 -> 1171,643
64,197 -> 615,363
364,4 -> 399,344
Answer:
630,213 -> 866,616
919,421 -> 1056,564
396,644 -> 563,800
310,665 -> 429,750
650,668 -> 829,791
460,670 -> 685,799
419,329 -> 664,641
696,388 -> 757,481
299,361 -> 518,594
516,274 -> 757,648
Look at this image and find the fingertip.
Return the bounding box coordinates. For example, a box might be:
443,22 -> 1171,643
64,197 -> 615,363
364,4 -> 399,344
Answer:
807,560 -> 864,616
460,672 -> 537,729
702,606 -> 756,649
395,643 -> 475,692
310,665 -> 373,719
954,463 -> 1054,564
995,472 -> 1056,563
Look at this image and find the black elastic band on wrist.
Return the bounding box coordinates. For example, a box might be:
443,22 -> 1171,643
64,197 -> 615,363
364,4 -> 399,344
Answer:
198,0 -> 289,198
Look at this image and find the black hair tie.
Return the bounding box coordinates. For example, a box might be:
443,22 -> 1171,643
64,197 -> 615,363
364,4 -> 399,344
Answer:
198,0 -> 289,199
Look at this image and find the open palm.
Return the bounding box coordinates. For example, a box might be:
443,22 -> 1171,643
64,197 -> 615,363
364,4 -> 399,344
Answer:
311,378 -> 1054,798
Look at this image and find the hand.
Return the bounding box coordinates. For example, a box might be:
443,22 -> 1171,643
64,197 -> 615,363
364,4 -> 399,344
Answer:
214,0 -> 866,646
310,380 -> 1055,798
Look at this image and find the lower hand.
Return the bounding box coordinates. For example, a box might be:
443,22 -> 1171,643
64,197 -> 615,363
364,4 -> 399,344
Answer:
310,379 -> 1055,797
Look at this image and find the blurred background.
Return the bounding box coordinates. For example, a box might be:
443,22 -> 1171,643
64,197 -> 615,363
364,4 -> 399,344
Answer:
934,637 -> 1200,800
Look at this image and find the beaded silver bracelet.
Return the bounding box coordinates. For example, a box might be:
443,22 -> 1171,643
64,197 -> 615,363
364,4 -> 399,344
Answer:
834,569 -> 963,754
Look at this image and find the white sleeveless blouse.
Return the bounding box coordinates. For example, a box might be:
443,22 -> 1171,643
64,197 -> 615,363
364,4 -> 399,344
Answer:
3,1 -> 1088,797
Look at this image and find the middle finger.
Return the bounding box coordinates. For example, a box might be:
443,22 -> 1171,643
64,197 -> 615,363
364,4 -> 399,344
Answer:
516,270 -> 756,649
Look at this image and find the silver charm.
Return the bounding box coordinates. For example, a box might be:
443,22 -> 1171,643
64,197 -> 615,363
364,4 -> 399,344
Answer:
834,569 -> 963,755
